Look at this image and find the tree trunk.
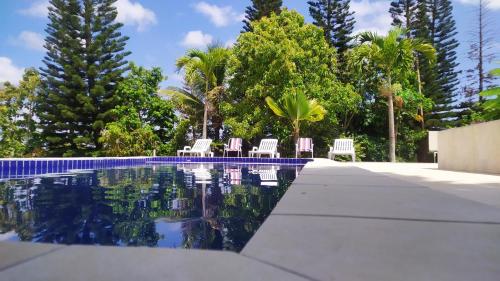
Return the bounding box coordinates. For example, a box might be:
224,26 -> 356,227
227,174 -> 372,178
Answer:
293,120 -> 300,145
203,83 -> 209,139
388,93 -> 396,162
202,103 -> 208,139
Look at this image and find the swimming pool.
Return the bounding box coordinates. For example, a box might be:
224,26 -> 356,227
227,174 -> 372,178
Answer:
0,160 -> 304,252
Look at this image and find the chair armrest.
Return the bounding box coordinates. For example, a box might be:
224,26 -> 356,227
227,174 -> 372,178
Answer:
251,146 -> 258,151
223,144 -> 228,148
183,146 -> 191,151
328,146 -> 333,152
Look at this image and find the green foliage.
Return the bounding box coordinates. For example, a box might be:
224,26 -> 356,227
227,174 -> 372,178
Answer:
0,84 -> 25,157
175,45 -> 231,139
0,69 -> 41,157
99,121 -> 159,157
37,0 -> 130,156
308,0 -> 355,81
226,9 -> 347,154
265,90 -> 326,142
99,64 -> 176,156
354,27 -> 436,161
480,66 -> 500,120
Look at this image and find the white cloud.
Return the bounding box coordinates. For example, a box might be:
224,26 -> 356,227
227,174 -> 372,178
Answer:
19,0 -> 49,18
0,57 -> 24,85
168,72 -> 184,84
181,31 -> 213,48
19,0 -> 158,31
9,31 -> 45,52
114,0 -> 157,31
455,0 -> 500,10
351,0 -> 392,35
194,2 -> 244,27
224,38 -> 236,48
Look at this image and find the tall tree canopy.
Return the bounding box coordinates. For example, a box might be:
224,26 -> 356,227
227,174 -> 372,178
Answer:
356,27 -> 436,162
0,69 -> 41,157
390,0 -> 460,129
99,64 -> 176,156
389,0 -> 416,31
174,45 -> 231,140
38,0 -> 130,156
242,0 -> 283,32
308,0 -> 355,80
227,9 -> 355,154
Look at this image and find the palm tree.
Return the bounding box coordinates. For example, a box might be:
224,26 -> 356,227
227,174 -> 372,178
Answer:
356,27 -> 435,162
175,45 -> 230,139
265,90 -> 326,144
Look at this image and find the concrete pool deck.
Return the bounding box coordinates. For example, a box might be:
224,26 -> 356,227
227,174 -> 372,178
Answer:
1,159 -> 500,281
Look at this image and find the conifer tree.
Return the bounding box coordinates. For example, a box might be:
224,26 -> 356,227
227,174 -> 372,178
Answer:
308,0 -> 355,78
430,0 -> 460,127
242,0 -> 282,32
389,0 -> 417,32
396,0 -> 460,129
38,0 -> 130,156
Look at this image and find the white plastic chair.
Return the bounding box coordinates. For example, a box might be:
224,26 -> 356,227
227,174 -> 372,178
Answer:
248,139 -> 279,158
296,137 -> 314,158
223,138 -> 243,157
177,139 -> 213,157
328,139 -> 355,162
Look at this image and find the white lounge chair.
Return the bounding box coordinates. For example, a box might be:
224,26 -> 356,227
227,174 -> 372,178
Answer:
223,138 -> 243,157
248,139 -> 279,158
296,137 -> 314,158
328,139 -> 355,162
177,139 -> 213,157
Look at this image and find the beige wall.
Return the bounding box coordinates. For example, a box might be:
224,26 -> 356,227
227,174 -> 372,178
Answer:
438,120 -> 500,174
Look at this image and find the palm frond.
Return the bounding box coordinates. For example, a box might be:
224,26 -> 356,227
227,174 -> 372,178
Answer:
265,96 -> 286,117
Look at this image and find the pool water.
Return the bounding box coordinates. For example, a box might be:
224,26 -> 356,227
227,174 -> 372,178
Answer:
0,163 -> 301,252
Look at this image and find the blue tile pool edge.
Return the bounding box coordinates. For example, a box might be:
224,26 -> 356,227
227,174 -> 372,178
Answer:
0,157 -> 312,180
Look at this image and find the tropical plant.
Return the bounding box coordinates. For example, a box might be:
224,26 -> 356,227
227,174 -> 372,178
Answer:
265,90 -> 326,143
480,66 -> 500,120
226,9 -> 344,152
175,45 -> 231,139
99,64 -> 176,156
356,27 -> 436,162
0,69 -> 41,157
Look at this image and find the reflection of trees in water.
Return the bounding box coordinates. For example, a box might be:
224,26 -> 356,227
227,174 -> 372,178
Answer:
0,165 -> 298,251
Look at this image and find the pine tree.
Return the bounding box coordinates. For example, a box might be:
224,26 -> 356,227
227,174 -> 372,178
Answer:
409,0 -> 460,129
242,0 -> 282,32
389,0 -> 417,32
308,0 -> 355,79
430,0 -> 460,127
38,0 -> 130,156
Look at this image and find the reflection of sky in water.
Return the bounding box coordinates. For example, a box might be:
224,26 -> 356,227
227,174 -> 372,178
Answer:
0,231 -> 20,242
155,220 -> 184,248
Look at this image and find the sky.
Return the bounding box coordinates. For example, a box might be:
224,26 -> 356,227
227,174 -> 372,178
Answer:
0,0 -> 499,90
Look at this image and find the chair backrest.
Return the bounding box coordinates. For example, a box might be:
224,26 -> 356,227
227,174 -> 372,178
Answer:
333,139 -> 354,152
428,131 -> 438,152
258,139 -> 278,152
297,138 -> 313,152
192,139 -> 212,152
228,138 -> 242,150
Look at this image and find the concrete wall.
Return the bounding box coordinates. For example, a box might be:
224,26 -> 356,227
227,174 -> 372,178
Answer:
438,119 -> 500,174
